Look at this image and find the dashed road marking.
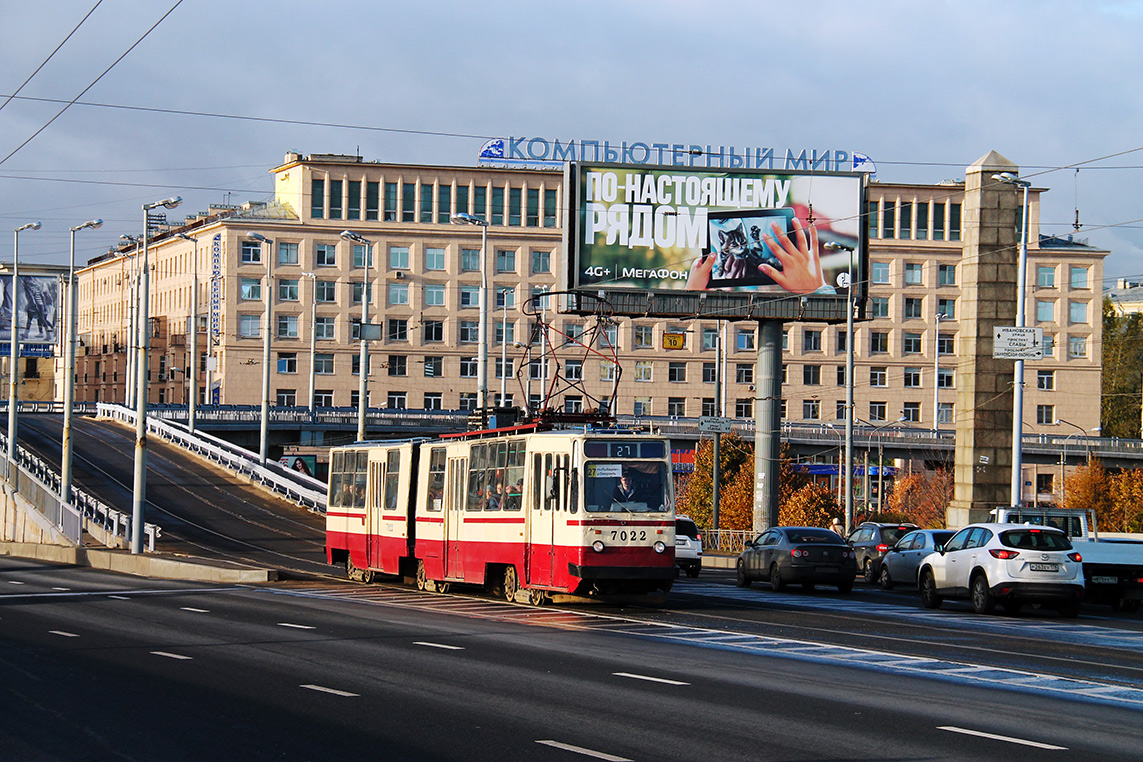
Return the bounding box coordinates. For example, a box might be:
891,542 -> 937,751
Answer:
277,622 -> 316,630
414,641 -> 464,650
151,651 -> 192,660
301,684 -> 358,697
536,740 -> 631,761
938,726 -> 1066,750
613,672 -> 689,686
49,630 -> 79,638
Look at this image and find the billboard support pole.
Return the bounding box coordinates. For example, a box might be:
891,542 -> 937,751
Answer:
711,321 -> 721,534
753,320 -> 783,532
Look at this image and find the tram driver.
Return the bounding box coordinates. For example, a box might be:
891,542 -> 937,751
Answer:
612,473 -> 637,503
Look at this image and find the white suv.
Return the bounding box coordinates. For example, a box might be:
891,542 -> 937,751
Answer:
675,515 -> 703,578
917,523 -> 1084,617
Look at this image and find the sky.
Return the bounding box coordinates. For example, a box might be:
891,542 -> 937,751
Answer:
2,0 -> 1143,285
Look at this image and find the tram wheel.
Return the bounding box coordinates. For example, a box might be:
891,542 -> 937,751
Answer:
346,555 -> 362,582
528,588 -> 547,606
503,566 -> 519,602
415,562 -> 428,591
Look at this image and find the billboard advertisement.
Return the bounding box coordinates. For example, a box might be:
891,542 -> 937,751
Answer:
564,163 -> 866,321
0,274 -> 59,354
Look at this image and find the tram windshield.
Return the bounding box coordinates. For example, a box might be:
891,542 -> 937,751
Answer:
584,461 -> 669,513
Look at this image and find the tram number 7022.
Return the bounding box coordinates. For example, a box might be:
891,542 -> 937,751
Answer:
610,529 -> 648,542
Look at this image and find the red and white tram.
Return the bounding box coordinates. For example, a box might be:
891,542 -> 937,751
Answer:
325,425 -> 677,602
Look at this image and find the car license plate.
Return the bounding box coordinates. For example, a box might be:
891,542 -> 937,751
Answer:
816,566 -> 839,575
1028,563 -> 1059,572
1091,575 -> 1119,584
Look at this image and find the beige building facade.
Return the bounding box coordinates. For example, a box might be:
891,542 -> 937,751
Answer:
72,153 -> 1105,457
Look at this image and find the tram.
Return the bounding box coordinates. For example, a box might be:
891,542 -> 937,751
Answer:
325,424 -> 677,602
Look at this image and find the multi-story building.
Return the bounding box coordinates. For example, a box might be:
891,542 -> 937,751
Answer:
72,152 -> 1106,455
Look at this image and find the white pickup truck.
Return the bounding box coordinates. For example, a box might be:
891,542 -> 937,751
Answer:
992,507 -> 1143,612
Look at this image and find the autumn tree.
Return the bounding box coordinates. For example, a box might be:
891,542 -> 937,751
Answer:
1101,297 -> 1143,438
1062,459 -> 1114,527
675,433 -> 753,531
1108,468 -> 1143,533
780,482 -> 839,528
885,469 -> 952,528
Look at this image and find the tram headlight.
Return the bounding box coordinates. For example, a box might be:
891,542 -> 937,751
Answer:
653,541 -> 667,554
591,540 -> 606,553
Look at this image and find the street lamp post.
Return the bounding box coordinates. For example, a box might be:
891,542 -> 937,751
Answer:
301,271 -> 317,413
499,288 -> 509,404
245,232 -> 273,465
1056,418 -> 1100,508
825,241 -> 856,532
933,312 -> 951,433
993,172 -> 1031,508
451,213 -> 490,415
61,219 -> 103,505
8,221 -> 40,478
340,231 -> 373,442
133,196 -> 182,554
175,233 -> 199,433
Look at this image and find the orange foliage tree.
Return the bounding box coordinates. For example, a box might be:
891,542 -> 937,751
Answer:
1107,468 -> 1143,533
780,482 -> 839,528
884,469 -> 952,528
675,433 -> 753,531
1062,459 -> 1113,527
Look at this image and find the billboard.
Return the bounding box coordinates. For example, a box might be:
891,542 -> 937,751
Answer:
563,163 -> 867,322
0,274 -> 59,355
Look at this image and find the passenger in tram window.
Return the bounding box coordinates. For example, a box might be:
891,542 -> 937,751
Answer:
334,479 -> 354,507
613,474 -> 636,503
504,478 -> 523,511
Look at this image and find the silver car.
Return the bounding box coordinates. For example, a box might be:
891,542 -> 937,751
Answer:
675,515 -> 703,578
879,529 -> 954,590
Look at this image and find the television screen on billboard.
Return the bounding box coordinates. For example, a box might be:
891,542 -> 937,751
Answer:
0,274 -> 59,353
563,163 -> 867,322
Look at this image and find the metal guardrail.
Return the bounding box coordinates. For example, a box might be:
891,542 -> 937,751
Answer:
96,404 -> 328,513
702,529 -> 755,555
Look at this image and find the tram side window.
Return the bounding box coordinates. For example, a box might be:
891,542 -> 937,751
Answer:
503,441 -> 523,511
568,466 -> 578,514
330,450 -> 367,508
467,444 -> 487,512
353,452 -> 368,508
427,447 -> 445,511
383,450 -> 401,510
329,451 -> 345,505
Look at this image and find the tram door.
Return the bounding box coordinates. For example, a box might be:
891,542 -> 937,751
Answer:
528,453 -> 562,586
444,457 -> 466,579
366,458 -> 386,571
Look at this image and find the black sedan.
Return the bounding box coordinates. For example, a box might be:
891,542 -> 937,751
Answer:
736,527 -> 858,593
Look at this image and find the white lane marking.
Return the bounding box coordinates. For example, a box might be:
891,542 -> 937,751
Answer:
613,672 -> 689,686
536,740 -> 632,761
180,607 -> 210,613
301,684 -> 358,697
49,630 -> 79,638
51,587 -> 70,591
277,622 -> 316,630
938,726 -> 1067,750
151,651 -> 193,660
414,641 -> 465,650
108,595 -> 130,600
8,580 -> 24,585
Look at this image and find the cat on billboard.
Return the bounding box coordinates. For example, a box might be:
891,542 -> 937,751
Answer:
0,274 -> 59,346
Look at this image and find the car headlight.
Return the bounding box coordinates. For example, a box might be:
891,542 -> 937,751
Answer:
592,540 -> 605,553
653,541 -> 666,554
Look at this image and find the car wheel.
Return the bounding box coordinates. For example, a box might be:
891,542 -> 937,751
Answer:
1001,600 -> 1023,616
971,573 -> 995,614
735,559 -> 751,587
879,565 -> 894,590
837,579 -> 853,594
1057,600 -> 1081,618
862,559 -> 875,583
685,564 -> 700,579
919,569 -> 942,609
769,563 -> 785,592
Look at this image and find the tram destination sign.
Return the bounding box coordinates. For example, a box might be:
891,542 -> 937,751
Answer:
993,326 -> 1044,360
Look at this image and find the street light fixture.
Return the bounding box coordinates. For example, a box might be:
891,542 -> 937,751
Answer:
61,219 -> 103,506
340,230 -> 374,442
933,312 -> 952,434
245,232 -> 273,465
132,196 -> 182,554
993,171 -> 1031,508
450,213 -> 490,416
8,221 -> 41,479
824,240 -> 856,532
175,233 -> 199,433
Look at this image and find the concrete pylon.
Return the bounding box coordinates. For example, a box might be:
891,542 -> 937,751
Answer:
947,151 -> 1021,527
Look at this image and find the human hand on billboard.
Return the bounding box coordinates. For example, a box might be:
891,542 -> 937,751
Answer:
684,253 -> 715,290
759,217 -> 828,294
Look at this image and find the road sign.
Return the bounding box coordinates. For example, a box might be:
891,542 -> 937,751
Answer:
662,332 -> 686,350
993,326 -> 1044,360
699,416 -> 735,434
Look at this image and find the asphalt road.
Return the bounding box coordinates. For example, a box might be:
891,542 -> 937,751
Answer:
3,558 -> 1141,762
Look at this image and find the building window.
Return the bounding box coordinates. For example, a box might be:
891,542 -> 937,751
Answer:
346,181 -> 361,220
937,402 -> 954,424
365,181 -> 379,221
600,361 -> 616,382
870,367 -> 887,387
1042,334 -> 1055,358
508,187 -> 522,226
737,329 -> 756,351
389,283 -> 409,306
425,247 -> 446,271
1068,300 -> 1088,324
530,285 -> 550,311
882,201 -> 896,239
423,356 -> 442,377
899,202 -> 913,240
803,400 -> 820,420
315,280 -> 336,302
277,315 -> 298,339
240,278 -> 261,301
1037,369 -> 1055,390
241,240 -> 262,264
634,360 -> 653,382
702,398 -> 717,417
735,363 -> 754,384
459,321 -> 479,343
455,185 -> 469,217
459,392 -> 477,410
388,355 -> 408,377
701,362 -> 716,383
668,362 -> 686,382
1036,404 -> 1055,425
869,401 -> 887,421
278,242 -> 299,266
314,353 -> 334,374
835,330 -> 848,353
902,402 -> 921,422
314,390 -> 334,407
276,389 -> 296,407
437,185 -> 451,224
529,358 -> 548,380
277,353 -> 297,374
1036,299 -> 1055,323
916,202 -> 929,240
315,244 -> 336,267
1068,336 -> 1087,358
532,249 -> 551,274
665,397 -> 685,417
495,286 -> 516,310
904,263 -> 923,285
460,357 -> 477,377
836,365 -> 846,386
803,330 -> 822,352
937,299 -> 956,319
495,321 -> 515,345
419,183 -> 433,223
903,367 -> 921,388
311,178 -> 325,218
387,318 -> 408,341
904,298 -> 923,319
903,333 -> 922,354
496,249 -> 516,273
352,282 -> 373,305
938,333 -> 955,355
870,332 -> 888,354
933,202 -> 946,241
383,182 -> 397,221
633,397 -> 652,416
735,398 -> 753,418
803,364 -> 821,385
938,264 -> 956,286
1037,266 -> 1056,288
460,249 -> 480,272
386,246 -> 406,270
422,320 -> 443,343
278,278 -> 299,301
424,392 -> 443,410
634,325 -> 654,349
949,203 -> 962,241
871,262 -> 889,284
460,285 -> 479,308
315,316 -> 335,340
937,368 -> 955,388
871,297 -> 889,318
388,392 -> 407,409
701,327 -> 718,351
424,284 -> 445,307
329,180 -> 343,219
566,360 -> 583,381
867,200 -> 879,238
